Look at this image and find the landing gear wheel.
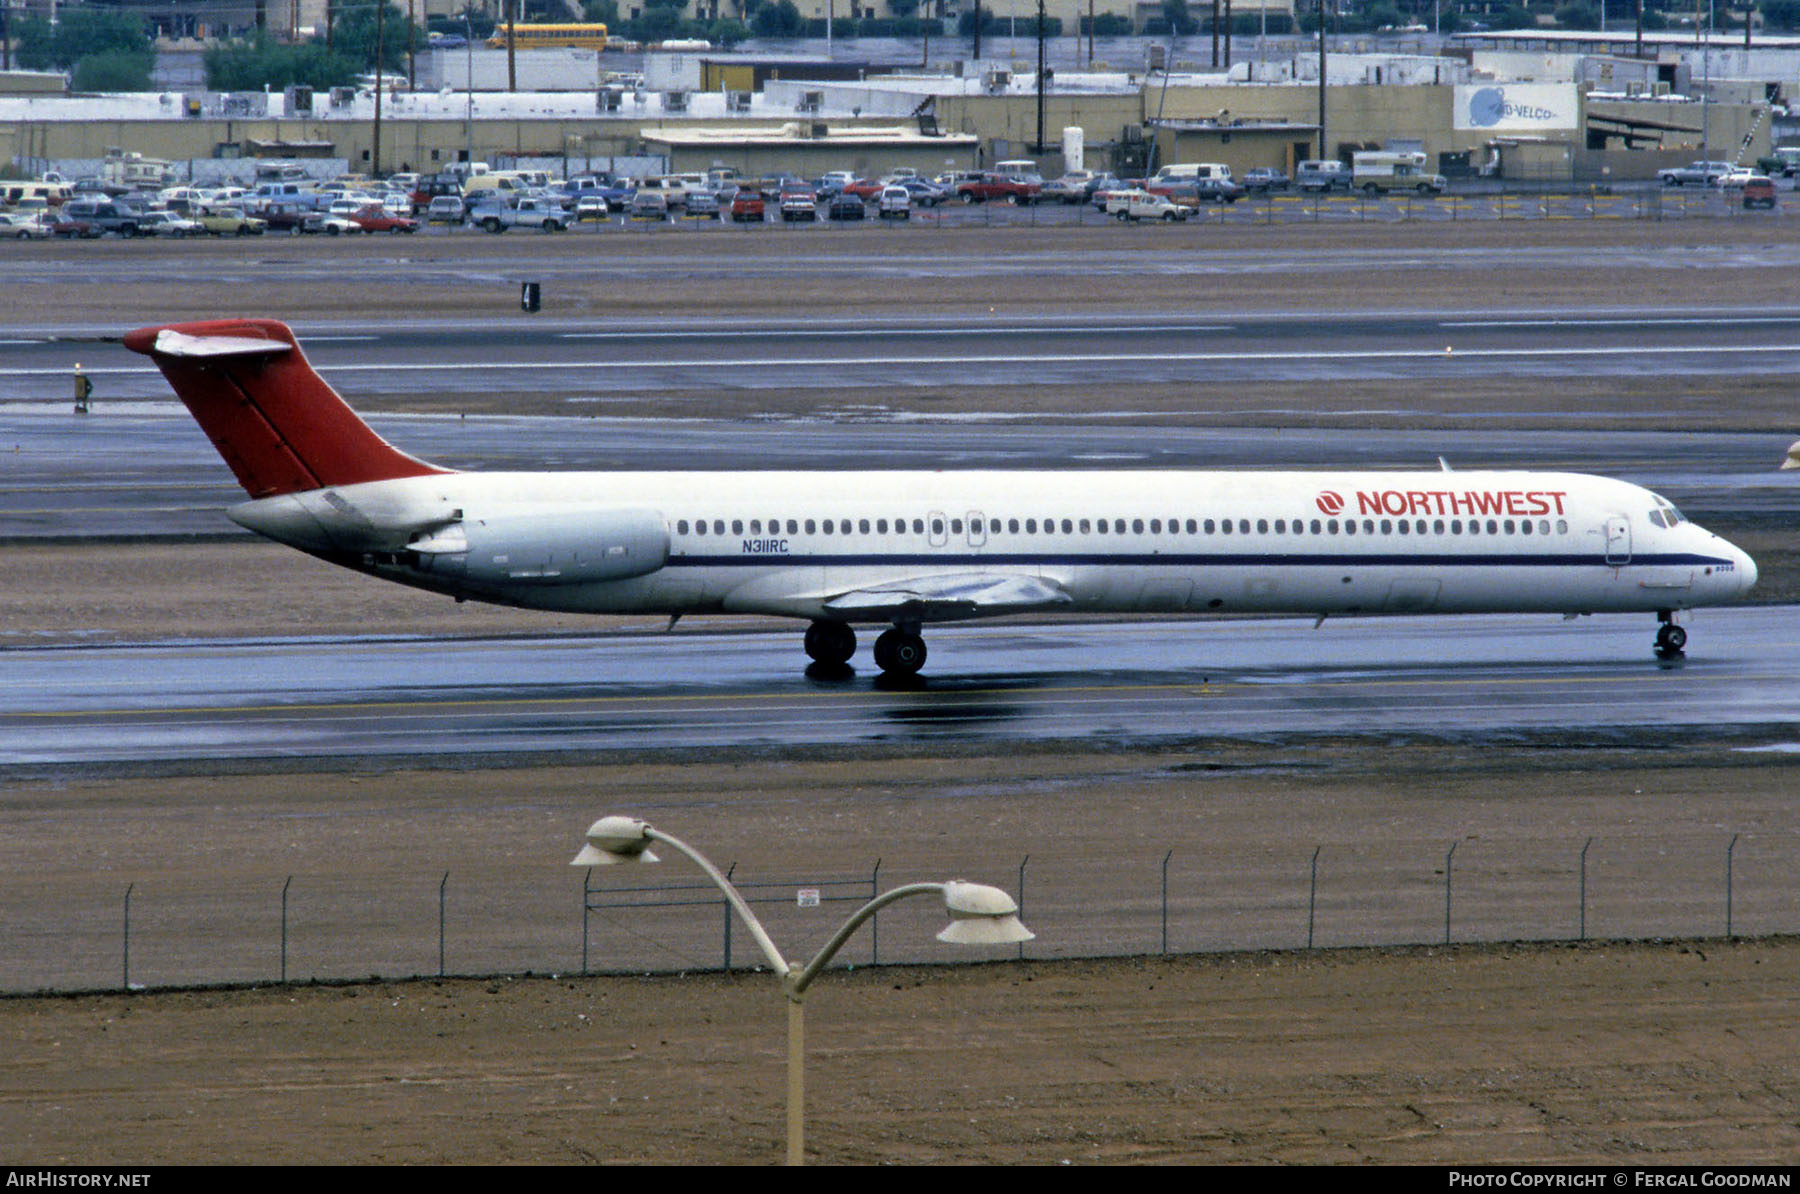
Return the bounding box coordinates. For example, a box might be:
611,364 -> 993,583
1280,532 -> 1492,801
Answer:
873,628 -> 927,675
804,620 -> 856,666
1655,621 -> 1687,659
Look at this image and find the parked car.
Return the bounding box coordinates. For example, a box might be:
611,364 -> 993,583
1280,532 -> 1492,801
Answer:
896,178 -> 950,207
195,206 -> 267,236
1658,160 -> 1733,187
728,187 -> 765,222
574,194 -> 612,221
682,190 -> 720,218
778,186 -> 818,222
1712,167 -> 1759,190
876,185 -> 912,220
758,172 -> 803,199
348,204 -> 420,234
824,193 -> 866,221
1188,177 -> 1245,204
137,210 -> 204,238
0,211 -> 53,239
1041,170 -> 1104,203
629,191 -> 669,220
48,211 -> 98,238
840,177 -> 886,201
1087,177 -> 1134,210
304,212 -> 358,235
1240,167 -> 1290,193
1295,160 -> 1353,192
1741,175 -> 1778,209
425,195 -> 466,224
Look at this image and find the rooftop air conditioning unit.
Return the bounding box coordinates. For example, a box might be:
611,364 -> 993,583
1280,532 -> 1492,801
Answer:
330,86 -> 355,109
664,90 -> 689,112
726,90 -> 751,112
1652,81 -> 1670,97
598,88 -> 622,111
798,90 -> 823,113
984,69 -> 1011,92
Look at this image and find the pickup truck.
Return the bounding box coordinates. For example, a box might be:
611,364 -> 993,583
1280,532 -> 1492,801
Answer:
468,196 -> 569,233
58,199 -> 145,237
1754,147 -> 1800,177
955,172 -> 1043,205
1105,189 -> 1191,222
1657,160 -> 1733,187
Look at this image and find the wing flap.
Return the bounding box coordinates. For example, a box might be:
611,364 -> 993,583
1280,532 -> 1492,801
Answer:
822,572 -> 1072,622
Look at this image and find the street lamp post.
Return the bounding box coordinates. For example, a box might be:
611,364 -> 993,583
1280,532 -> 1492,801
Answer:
572,815 -> 1034,1166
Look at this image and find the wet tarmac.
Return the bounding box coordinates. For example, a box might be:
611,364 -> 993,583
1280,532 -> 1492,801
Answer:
9,308 -> 1800,400
4,609 -> 1795,770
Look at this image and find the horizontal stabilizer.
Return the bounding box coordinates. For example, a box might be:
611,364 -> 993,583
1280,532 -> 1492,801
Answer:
823,572 -> 1072,622
149,329 -> 294,360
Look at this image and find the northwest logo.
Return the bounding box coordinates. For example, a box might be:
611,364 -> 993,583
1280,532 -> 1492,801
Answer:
1315,491 -> 1345,515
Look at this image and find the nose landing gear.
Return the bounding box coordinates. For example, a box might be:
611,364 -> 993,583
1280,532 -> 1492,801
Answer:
1654,612 -> 1687,660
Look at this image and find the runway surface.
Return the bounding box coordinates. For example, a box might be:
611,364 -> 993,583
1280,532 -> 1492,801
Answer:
10,308 -> 1800,399
4,608 -> 1795,769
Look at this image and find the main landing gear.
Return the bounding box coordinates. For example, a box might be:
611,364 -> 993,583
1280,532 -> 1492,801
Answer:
804,619 -> 856,666
803,620 -> 929,676
1654,611 -> 1687,661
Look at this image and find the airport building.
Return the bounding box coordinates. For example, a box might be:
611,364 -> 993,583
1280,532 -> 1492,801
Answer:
0,29 -> 1780,185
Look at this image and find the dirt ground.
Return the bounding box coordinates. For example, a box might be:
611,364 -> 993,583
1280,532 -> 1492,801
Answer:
6,939 -> 1799,1165
6,218 -> 1800,1166
5,751 -> 1800,1166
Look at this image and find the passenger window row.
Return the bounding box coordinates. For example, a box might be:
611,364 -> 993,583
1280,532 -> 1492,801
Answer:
672,516 -> 1572,538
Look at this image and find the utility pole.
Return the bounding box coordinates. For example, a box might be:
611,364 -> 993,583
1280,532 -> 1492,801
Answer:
1317,0 -> 1328,159
973,0 -> 982,63
507,0 -> 517,92
374,0 -> 384,176
1035,0 -> 1046,151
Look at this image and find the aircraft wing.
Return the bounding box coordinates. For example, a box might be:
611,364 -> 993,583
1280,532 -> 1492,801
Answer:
821,572 -> 1073,622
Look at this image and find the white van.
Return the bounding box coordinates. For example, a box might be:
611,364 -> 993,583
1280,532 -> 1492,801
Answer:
1,180 -> 72,208
1150,162 -> 1232,185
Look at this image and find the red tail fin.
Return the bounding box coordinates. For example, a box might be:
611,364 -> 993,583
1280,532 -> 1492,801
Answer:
124,318 -> 451,499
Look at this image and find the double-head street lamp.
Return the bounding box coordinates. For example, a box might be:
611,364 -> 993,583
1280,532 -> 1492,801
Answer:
572,815 -> 1034,1166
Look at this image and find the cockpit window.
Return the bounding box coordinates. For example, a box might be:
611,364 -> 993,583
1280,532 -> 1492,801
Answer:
1648,494 -> 1686,526
1647,509 -> 1667,529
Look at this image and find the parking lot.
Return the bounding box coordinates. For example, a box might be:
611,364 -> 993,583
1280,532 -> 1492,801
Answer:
8,179 -> 1789,249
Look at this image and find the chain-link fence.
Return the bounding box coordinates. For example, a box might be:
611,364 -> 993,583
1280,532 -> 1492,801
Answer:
9,830 -> 1796,996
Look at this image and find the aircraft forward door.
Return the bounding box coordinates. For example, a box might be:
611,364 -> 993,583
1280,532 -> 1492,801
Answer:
1604,516 -> 1632,566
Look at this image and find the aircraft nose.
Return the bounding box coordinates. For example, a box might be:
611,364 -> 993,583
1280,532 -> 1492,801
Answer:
1735,543 -> 1759,594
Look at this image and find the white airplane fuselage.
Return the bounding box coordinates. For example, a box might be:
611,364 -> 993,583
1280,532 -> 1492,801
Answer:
230,467 -> 1755,621
122,317 -> 1757,674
